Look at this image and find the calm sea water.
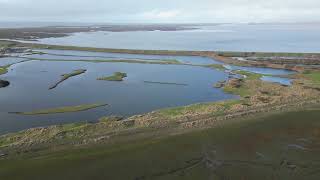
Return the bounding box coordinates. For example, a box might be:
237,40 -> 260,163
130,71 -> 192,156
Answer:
36,23 -> 320,53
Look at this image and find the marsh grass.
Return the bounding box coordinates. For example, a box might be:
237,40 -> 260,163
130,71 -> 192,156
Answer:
10,103 -> 108,115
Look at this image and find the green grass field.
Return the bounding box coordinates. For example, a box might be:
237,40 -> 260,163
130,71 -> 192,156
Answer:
1,108 -> 320,180
304,71 -> 320,83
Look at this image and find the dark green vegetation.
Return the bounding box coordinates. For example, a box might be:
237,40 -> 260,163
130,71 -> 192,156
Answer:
97,72 -> 127,81
49,69 -> 86,90
1,108 -> 320,180
10,103 -> 108,115
144,81 -> 188,86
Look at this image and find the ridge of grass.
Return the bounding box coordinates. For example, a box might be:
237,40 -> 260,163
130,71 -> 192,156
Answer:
49,69 -> 86,89
27,57 -> 183,65
10,103 -> 108,115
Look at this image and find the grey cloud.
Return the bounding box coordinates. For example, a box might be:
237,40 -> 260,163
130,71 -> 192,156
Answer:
0,0 -> 319,23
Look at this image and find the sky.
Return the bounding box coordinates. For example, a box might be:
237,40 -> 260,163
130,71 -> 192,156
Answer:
0,0 -> 319,23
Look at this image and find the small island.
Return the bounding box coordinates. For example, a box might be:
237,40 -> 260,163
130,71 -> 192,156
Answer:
49,69 -> 87,90
97,72 -> 127,81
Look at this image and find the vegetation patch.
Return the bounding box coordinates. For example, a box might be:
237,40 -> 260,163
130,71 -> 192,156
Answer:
10,103 -> 108,115
304,71 -> 320,84
158,100 -> 241,118
97,72 -> 127,81
0,65 -> 10,75
234,70 -> 263,80
49,69 -> 86,89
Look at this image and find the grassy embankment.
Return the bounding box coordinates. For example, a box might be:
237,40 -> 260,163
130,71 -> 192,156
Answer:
49,69 -> 86,90
1,108 -> 320,180
27,57 -> 184,65
97,72 -> 127,81
10,103 -> 108,115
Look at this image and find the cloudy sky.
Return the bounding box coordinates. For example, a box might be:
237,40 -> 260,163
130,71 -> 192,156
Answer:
0,0 -> 319,23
